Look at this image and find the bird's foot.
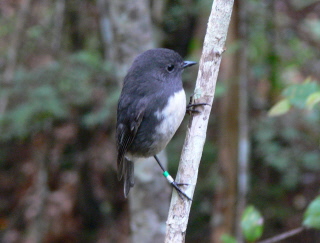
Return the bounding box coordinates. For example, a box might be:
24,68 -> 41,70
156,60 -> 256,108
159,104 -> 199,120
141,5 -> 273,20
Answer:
186,103 -> 210,114
186,94 -> 210,115
163,171 -> 192,200
171,181 -> 192,201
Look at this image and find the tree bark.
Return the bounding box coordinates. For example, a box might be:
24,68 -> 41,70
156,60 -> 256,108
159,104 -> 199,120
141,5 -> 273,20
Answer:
25,133 -> 51,243
129,152 -> 170,243
165,0 -> 235,242
98,1 -> 169,242
235,0 -> 250,241
211,2 -> 250,242
97,0 -> 154,84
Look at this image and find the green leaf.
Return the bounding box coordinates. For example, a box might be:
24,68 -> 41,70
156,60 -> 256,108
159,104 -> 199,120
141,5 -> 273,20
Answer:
268,99 -> 291,116
282,81 -> 320,109
303,195 -> 320,229
306,92 -> 320,110
241,206 -> 264,242
221,234 -> 237,243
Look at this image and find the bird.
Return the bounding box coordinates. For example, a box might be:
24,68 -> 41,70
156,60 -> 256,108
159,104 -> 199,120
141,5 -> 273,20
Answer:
116,48 -> 197,200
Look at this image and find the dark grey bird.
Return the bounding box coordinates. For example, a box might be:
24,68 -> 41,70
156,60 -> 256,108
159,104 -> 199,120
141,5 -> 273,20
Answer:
116,48 -> 197,200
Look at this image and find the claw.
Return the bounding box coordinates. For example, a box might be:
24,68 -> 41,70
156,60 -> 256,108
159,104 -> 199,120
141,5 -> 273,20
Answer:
186,103 -> 210,115
187,102 -> 210,109
186,103 -> 210,114
187,95 -> 210,115
176,182 -> 190,187
171,181 -> 192,201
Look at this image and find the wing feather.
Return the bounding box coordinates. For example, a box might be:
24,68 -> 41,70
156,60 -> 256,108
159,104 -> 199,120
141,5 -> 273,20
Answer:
116,104 -> 145,181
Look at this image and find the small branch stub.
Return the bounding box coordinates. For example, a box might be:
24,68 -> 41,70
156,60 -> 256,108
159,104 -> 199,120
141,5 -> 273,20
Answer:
165,0 -> 235,242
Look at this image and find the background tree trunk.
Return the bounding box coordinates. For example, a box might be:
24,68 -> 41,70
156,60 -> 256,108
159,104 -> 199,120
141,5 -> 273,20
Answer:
98,1 -> 170,242
235,0 -> 250,241
98,0 -> 154,83
211,4 -> 239,241
210,2 -> 250,242
24,134 -> 51,243
129,152 -> 170,243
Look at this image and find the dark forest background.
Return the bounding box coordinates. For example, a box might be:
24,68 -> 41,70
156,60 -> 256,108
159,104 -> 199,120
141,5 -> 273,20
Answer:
1,0 -> 320,242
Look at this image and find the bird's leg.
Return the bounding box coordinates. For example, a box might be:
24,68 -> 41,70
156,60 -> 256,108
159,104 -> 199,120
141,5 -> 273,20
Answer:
153,155 -> 192,201
186,94 -> 210,115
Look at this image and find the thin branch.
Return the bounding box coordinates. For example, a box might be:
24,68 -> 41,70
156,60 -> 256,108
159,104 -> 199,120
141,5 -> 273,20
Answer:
257,226 -> 305,243
165,0 -> 235,242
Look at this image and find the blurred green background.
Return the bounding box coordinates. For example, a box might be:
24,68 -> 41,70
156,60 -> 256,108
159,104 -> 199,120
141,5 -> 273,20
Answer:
1,0 -> 320,242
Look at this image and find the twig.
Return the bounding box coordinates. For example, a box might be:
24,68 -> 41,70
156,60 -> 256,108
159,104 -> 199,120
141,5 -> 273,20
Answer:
257,226 -> 305,243
165,0 -> 235,242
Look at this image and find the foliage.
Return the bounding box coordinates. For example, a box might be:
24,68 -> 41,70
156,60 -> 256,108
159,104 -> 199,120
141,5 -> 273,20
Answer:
247,1 -> 320,239
223,196 -> 320,242
303,195 -> 320,230
254,111 -> 320,190
241,206 -> 264,242
269,79 -> 320,116
1,0 -> 320,242
0,51 -> 116,140
268,99 -> 291,116
220,206 -> 264,243
220,234 -> 237,243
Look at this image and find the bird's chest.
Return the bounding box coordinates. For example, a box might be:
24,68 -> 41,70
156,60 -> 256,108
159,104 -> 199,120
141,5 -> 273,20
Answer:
153,89 -> 186,145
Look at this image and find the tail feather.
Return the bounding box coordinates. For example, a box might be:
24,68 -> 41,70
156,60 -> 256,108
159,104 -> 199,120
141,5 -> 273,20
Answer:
124,158 -> 135,198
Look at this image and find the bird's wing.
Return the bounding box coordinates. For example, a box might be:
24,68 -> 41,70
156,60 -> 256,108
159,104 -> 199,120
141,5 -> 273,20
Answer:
116,99 -> 146,181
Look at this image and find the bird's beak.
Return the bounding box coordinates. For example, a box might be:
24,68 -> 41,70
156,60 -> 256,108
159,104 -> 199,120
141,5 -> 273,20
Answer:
183,61 -> 197,69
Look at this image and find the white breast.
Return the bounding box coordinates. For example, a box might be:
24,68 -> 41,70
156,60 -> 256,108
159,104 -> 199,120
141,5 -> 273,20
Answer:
153,89 -> 186,151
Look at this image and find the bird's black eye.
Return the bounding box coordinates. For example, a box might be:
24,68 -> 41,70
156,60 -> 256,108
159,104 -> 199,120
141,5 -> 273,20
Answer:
166,64 -> 175,73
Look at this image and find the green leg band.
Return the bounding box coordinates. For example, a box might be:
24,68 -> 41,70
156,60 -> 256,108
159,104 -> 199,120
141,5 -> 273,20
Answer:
163,171 -> 174,183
